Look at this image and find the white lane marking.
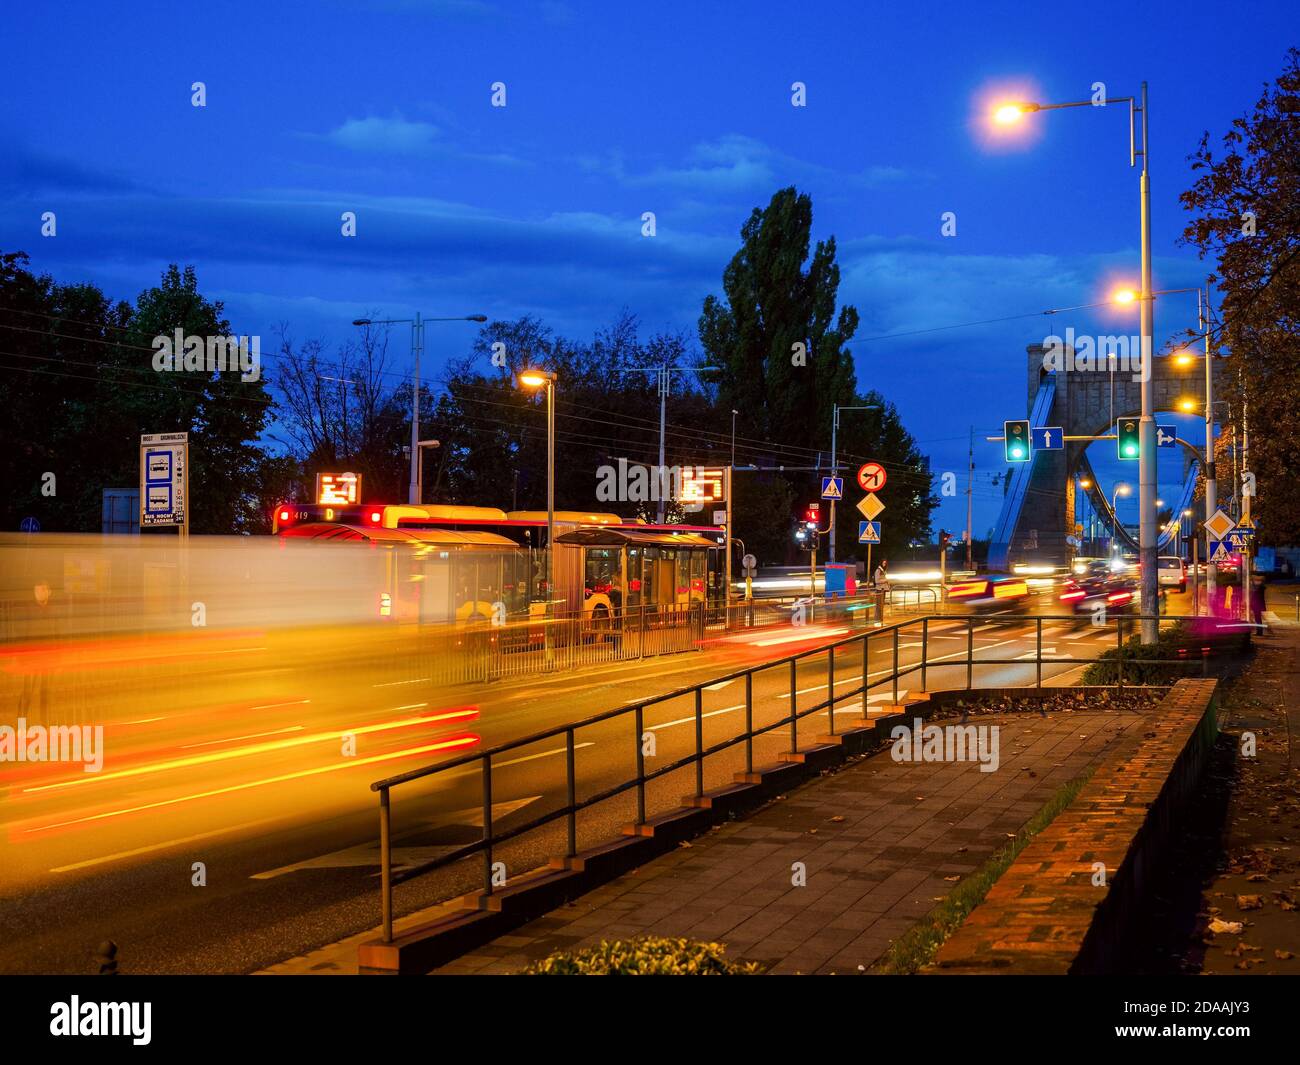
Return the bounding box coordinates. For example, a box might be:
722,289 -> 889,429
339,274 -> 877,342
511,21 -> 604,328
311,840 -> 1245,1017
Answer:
249,699 -> 312,711
1063,627 -> 1105,640
251,798 -> 541,879
50,814 -> 296,874
374,677 -> 433,687
1016,647 -> 1057,660
704,679 -> 735,691
441,743 -> 596,780
649,704 -> 745,730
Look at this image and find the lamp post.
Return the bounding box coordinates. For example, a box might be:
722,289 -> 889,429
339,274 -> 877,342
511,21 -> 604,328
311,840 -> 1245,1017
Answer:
1111,483 -> 1131,555
828,402 -> 882,563
519,369 -> 557,652
994,85 -> 1157,642
352,313 -> 487,504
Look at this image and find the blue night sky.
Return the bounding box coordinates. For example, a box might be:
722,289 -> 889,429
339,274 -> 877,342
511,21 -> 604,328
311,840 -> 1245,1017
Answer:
2,0 -> 1293,536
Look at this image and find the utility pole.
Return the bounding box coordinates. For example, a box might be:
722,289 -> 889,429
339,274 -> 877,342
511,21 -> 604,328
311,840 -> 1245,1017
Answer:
828,402 -> 881,563
965,425 -> 974,572
1137,81 -> 1158,643
623,363 -> 715,524
1200,286 -> 1217,605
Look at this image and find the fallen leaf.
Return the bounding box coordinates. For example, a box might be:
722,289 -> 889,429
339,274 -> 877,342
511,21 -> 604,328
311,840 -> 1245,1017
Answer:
1208,918 -> 1244,934
1275,950 -> 1295,960
1236,895 -> 1264,911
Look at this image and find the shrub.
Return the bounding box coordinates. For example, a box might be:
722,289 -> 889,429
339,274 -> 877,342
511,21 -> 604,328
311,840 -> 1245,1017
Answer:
523,936 -> 759,975
1079,620 -> 1245,685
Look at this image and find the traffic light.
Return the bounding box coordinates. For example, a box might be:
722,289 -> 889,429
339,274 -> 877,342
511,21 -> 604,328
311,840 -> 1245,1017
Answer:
803,503 -> 820,527
1116,417 -> 1139,460
939,529 -> 952,549
1004,420 -> 1030,462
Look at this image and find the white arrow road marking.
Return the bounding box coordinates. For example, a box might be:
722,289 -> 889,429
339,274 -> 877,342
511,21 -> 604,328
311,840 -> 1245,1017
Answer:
1016,648 -> 1058,660
251,797 -> 541,879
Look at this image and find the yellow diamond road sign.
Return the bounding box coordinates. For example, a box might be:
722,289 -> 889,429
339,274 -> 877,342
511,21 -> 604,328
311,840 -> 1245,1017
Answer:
1204,508 -> 1235,542
856,493 -> 885,521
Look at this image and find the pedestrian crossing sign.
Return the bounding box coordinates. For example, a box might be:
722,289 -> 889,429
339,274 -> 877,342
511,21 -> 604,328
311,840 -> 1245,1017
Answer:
1209,540 -> 1231,563
858,520 -> 881,544
820,476 -> 843,500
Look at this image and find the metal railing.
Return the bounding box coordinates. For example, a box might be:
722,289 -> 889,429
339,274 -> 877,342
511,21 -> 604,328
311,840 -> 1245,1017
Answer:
368,611 -> 1248,942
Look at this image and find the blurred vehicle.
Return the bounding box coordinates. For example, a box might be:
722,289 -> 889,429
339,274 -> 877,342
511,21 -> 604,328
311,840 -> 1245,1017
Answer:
946,577 -> 1030,610
1058,560 -> 1136,617
1157,555 -> 1187,593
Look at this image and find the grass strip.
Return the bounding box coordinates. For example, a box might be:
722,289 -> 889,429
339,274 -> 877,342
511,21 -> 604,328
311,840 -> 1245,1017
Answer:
869,767 -> 1096,975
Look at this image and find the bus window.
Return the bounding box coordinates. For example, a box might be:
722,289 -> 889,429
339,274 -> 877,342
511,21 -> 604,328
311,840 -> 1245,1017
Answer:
502,551 -> 529,616
689,550 -> 706,601
584,548 -> 623,611
626,547 -> 642,609
421,552 -> 453,623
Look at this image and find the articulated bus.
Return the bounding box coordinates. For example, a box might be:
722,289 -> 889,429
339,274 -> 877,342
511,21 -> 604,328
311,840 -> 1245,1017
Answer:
271,502 -> 726,638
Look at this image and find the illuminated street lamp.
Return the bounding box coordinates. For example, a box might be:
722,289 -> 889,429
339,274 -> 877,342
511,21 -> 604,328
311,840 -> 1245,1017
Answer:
518,369 -> 558,650
992,83 -> 1160,642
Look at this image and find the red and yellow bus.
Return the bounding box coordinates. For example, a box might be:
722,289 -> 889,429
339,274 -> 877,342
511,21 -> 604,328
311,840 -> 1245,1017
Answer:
271,503 -> 725,633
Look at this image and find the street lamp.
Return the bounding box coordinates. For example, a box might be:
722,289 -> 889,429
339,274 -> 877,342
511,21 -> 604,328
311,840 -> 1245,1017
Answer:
518,369 -> 557,645
352,313 -> 487,504
1111,483 -> 1131,554
994,83 -> 1159,642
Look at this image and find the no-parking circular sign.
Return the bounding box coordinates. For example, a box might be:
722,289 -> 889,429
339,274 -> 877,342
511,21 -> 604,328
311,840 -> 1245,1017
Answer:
857,462 -> 887,492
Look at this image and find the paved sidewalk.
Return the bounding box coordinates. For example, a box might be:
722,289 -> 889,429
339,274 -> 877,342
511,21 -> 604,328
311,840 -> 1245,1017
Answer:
1186,626 -> 1300,972
432,707 -> 1146,975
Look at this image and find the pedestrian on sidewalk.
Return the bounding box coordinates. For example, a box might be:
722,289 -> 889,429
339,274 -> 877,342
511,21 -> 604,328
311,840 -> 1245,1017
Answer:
873,558 -> 890,592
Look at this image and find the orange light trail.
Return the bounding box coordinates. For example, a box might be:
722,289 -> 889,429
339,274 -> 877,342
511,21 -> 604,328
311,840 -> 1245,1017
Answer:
20,733 -> 482,836
19,706 -> 480,795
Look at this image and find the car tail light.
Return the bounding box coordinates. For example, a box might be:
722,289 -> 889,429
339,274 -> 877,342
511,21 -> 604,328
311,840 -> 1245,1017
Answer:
1107,591 -> 1132,604
1060,588 -> 1086,601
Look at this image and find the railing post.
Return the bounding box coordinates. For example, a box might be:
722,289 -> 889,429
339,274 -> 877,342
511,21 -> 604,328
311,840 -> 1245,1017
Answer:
379,787 -> 393,944
861,632 -> 870,715
789,658 -> 798,752
892,625 -> 899,705
921,616 -> 929,691
481,755 -> 494,897
966,616 -> 974,690
1117,616 -> 1125,692
827,645 -> 836,736
565,726 -> 577,857
694,686 -> 704,798
635,704 -> 646,824
745,672 -> 754,775
639,603 -> 647,660
1035,616 -> 1043,689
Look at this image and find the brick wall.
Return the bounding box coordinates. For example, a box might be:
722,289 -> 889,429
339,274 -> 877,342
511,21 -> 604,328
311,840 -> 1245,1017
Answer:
930,678 -> 1219,974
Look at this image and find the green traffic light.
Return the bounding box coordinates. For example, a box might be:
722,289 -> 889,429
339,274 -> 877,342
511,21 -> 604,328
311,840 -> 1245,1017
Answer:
1010,447 -> 1024,459
1124,444 -> 1137,456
